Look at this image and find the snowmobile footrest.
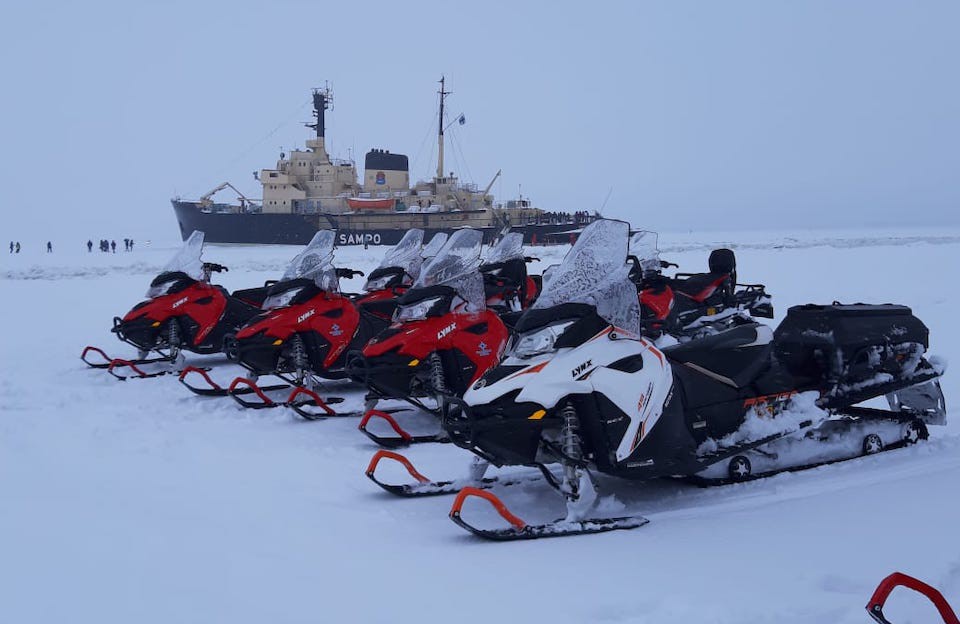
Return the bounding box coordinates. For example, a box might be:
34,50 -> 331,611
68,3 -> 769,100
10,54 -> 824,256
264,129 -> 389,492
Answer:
867,572 -> 959,624
448,487 -> 649,540
358,409 -> 450,448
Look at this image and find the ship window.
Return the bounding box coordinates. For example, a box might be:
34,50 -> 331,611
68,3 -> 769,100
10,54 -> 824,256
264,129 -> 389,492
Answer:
269,172 -> 277,178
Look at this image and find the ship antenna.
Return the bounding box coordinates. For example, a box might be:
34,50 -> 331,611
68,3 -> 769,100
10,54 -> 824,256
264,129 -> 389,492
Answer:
307,82 -> 333,138
437,76 -> 450,181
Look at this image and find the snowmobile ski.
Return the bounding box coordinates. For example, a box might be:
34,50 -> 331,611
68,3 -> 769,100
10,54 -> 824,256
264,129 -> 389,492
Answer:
867,572 -> 958,624
358,409 -> 451,448
448,487 -> 649,541
364,450 -> 541,497
105,358 -> 201,381
81,345 -> 173,370
178,366 -> 289,397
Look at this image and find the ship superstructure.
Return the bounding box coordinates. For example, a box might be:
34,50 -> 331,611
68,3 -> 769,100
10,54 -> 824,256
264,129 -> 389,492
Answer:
171,79 -> 594,245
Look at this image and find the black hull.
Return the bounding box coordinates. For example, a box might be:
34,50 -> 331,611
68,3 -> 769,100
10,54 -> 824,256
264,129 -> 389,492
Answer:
171,200 -> 585,246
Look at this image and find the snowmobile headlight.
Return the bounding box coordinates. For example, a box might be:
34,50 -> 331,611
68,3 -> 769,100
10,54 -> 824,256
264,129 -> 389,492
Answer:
394,296 -> 442,322
512,320 -> 576,358
363,275 -> 394,292
263,287 -> 305,310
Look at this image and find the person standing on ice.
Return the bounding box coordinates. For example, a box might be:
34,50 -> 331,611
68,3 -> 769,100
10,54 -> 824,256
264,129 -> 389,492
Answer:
15,241 -> 21,253
129,239 -> 134,251
87,240 -> 93,252
8,241 -> 12,253
46,241 -> 52,253
110,240 -> 116,253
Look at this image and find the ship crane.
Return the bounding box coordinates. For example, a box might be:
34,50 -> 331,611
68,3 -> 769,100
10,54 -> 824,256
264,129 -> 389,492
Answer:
199,182 -> 251,209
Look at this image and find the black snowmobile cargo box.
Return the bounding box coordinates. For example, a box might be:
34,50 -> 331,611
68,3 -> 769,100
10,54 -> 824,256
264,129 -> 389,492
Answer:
773,303 -> 929,379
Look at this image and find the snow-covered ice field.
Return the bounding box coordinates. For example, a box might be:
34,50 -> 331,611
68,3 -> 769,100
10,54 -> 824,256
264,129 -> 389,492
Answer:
2,228 -> 958,623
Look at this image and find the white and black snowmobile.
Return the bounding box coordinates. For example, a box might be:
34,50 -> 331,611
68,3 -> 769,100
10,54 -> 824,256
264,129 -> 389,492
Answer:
365,219 -> 946,540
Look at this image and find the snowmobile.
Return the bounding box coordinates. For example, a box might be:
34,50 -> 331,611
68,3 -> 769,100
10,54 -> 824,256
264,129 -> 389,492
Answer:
81,231 -> 273,380
365,219 -> 946,540
178,230 -> 401,418
628,231 -> 773,341
355,229 -> 445,322
349,229 -> 511,446
479,232 -> 542,315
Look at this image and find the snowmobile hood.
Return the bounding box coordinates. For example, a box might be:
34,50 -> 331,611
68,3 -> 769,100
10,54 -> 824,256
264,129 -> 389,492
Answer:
463,326 -> 674,462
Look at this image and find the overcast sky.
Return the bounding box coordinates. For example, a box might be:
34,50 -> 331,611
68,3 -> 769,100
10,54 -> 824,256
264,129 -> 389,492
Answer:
1,0 -> 957,244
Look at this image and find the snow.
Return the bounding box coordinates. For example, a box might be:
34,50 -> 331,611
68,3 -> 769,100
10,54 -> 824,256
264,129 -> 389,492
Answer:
697,391 -> 826,455
2,228 -> 959,623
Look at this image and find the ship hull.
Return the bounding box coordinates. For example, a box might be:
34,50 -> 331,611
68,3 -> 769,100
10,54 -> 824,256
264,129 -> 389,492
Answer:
172,200 -> 586,246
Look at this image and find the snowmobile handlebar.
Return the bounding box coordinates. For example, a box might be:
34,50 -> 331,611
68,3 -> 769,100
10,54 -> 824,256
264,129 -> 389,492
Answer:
524,256 -> 540,263
660,260 -> 678,269
203,262 -> 228,273
335,268 -> 365,279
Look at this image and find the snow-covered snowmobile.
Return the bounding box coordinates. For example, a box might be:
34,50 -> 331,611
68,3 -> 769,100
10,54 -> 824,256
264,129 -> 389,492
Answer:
81,231 -> 273,380
479,232 -> 542,315
349,229 -> 511,446
628,231 -> 773,341
365,219 -> 946,540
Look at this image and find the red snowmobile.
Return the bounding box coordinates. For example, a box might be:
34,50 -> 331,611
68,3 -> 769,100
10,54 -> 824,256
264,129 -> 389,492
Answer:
349,229 -> 511,446
627,231 -> 773,341
179,229 -> 439,418
479,232 -> 542,315
81,231 -> 273,380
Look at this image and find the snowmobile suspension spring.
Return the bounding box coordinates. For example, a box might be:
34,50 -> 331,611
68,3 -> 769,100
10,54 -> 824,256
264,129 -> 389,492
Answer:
560,403 -> 583,464
559,402 -> 584,500
166,319 -> 182,358
429,352 -> 447,394
291,334 -> 309,370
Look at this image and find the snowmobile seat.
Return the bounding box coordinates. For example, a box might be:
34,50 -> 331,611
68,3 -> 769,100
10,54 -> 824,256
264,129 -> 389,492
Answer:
665,323 -> 774,388
672,273 -> 729,302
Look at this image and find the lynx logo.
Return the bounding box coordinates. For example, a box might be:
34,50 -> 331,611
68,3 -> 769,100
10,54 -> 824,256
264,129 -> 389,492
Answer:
297,309 -> 315,324
437,323 -> 457,340
571,360 -> 593,378
330,323 -> 343,337
375,171 -> 386,185
476,341 -> 491,357
172,296 -> 189,309
338,233 -> 383,245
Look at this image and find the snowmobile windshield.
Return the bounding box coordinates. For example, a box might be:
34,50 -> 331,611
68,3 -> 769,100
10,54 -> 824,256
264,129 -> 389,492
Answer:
629,230 -> 661,274
412,229 -> 484,312
280,231 -> 338,292
421,233 -> 448,260
146,230 -> 205,297
532,219 -> 640,335
365,229 -> 424,290
484,232 -> 524,264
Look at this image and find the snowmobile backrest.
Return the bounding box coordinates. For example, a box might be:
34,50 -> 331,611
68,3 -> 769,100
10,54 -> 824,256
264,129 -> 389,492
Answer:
772,303 -> 929,380
708,248 -> 736,275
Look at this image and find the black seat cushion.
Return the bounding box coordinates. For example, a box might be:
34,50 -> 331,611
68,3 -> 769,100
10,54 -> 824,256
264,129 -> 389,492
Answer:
672,272 -> 729,302
665,323 -> 774,388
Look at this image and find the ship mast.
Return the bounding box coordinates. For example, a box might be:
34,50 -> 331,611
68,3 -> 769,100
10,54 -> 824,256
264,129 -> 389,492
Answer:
306,84 -> 333,139
436,76 -> 449,181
